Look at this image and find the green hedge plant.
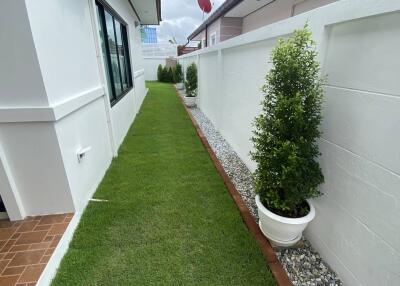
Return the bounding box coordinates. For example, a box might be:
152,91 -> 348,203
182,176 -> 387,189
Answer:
157,65 -> 175,83
161,66 -> 168,82
157,64 -> 163,82
185,63 -> 197,97
174,63 -> 183,83
251,25 -> 324,218
168,67 -> 174,83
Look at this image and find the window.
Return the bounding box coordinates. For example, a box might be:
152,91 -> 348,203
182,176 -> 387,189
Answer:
210,32 -> 216,46
96,1 -> 133,106
201,38 -> 206,48
141,26 -> 157,44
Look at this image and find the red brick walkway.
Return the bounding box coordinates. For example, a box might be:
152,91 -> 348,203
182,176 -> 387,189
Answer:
0,213 -> 73,286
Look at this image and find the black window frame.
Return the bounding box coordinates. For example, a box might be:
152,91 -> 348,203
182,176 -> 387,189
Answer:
96,0 -> 133,107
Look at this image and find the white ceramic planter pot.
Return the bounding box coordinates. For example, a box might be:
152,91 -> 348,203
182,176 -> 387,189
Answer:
184,96 -> 196,107
176,82 -> 184,90
255,195 -> 315,247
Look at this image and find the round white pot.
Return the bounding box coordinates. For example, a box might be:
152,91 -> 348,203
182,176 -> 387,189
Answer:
176,82 -> 184,90
184,96 -> 196,107
255,195 -> 315,247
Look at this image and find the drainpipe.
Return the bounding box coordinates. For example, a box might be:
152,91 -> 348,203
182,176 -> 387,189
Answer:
205,24 -> 208,48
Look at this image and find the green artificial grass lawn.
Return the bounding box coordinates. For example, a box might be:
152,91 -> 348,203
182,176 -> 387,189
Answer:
52,82 -> 276,286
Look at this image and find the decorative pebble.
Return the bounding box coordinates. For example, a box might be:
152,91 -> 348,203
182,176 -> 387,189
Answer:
185,102 -> 343,286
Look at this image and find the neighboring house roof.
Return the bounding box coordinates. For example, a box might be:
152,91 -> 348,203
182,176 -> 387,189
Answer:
188,0 -> 243,40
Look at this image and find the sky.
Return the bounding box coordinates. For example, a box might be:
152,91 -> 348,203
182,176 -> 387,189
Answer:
154,0 -> 225,44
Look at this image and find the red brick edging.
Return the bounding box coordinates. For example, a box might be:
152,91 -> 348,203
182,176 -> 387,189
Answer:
176,89 -> 293,286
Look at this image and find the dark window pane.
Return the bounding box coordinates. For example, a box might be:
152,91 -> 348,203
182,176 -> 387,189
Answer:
122,25 -> 132,87
114,20 -> 128,91
96,5 -> 114,101
95,1 -> 132,105
105,11 -> 122,97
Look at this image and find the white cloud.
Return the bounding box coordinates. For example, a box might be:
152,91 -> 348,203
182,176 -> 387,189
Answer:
150,0 -> 225,44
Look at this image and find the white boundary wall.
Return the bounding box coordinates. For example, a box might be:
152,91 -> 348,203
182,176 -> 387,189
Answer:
143,56 -> 166,80
142,43 -> 177,81
179,1 -> 400,285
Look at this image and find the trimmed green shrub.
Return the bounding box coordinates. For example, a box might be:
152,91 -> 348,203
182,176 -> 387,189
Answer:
160,66 -> 168,82
157,65 -> 176,83
251,25 -> 324,218
157,64 -> 163,82
168,67 -> 174,83
174,63 -> 183,83
185,63 -> 197,97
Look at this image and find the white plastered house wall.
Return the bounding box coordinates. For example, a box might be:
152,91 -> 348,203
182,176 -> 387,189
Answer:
0,0 -> 159,220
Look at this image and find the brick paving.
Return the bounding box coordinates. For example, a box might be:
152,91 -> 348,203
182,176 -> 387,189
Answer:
0,213 -> 73,286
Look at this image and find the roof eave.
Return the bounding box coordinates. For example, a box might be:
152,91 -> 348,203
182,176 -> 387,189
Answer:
156,0 -> 162,23
128,0 -> 162,25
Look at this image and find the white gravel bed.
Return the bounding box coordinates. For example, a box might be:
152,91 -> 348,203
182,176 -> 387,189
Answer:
185,102 -> 343,286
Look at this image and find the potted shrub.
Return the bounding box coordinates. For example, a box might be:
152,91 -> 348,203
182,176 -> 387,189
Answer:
184,63 -> 197,107
174,63 -> 184,89
251,25 -> 324,246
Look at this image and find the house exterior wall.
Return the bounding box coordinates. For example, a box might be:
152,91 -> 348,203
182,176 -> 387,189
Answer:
242,0 -> 292,33
191,0 -> 337,47
192,19 -> 221,47
195,17 -> 242,46
220,17 -> 242,42
24,0 -> 102,107
0,1 -> 48,108
293,0 -> 338,15
0,0 -> 76,219
192,30 -> 205,42
0,144 -> 25,220
242,0 -> 337,33
0,122 -> 75,216
179,1 -> 400,285
208,19 -> 221,46
0,0 -> 147,218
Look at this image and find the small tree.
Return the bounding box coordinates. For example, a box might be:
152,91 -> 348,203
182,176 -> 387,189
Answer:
251,25 -> 324,218
157,64 -> 163,82
161,66 -> 169,82
185,63 -> 197,97
174,63 -> 183,83
168,67 -> 174,83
